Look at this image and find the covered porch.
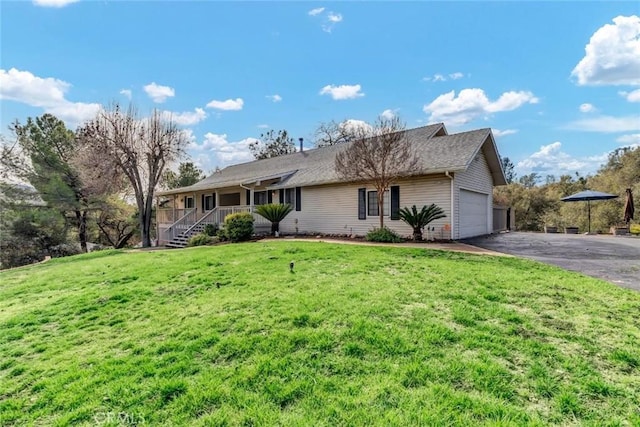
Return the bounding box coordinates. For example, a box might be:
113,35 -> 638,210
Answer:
156,172 -> 296,246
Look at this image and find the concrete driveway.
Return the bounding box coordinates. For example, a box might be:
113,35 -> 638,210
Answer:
463,232 -> 640,291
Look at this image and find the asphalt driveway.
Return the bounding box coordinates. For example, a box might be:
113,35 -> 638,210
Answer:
463,232 -> 640,291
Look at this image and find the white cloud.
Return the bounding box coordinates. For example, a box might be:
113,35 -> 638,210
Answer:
566,115 -> 640,132
310,8 -> 343,33
423,72 -> 465,82
492,129 -> 518,137
206,98 -> 244,111
423,88 -> 538,126
0,68 -> 99,126
143,82 -> 175,103
189,132 -> 256,167
120,89 -> 132,100
517,141 -> 607,176
571,15 -> 640,86
308,7 -> 325,16
33,0 -> 78,7
339,119 -> 373,135
319,84 -> 364,100
257,124 -> 270,129
579,103 -> 596,113
322,12 -> 343,32
266,94 -> 282,102
619,88 -> 640,102
161,108 -> 207,126
380,109 -> 396,120
327,12 -> 342,23
616,134 -> 640,146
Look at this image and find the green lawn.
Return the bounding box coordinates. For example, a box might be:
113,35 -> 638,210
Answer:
1,242 -> 639,426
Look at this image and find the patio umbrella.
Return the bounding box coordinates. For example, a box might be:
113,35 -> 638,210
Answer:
560,190 -> 618,234
623,188 -> 634,224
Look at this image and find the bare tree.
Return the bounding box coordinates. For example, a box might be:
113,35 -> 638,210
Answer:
335,116 -> 420,228
314,120 -> 357,147
81,104 -> 188,247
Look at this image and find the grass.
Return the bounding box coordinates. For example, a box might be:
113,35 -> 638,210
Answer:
1,241 -> 639,426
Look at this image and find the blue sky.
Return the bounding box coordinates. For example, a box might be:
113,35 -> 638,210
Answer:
1,1 -> 639,179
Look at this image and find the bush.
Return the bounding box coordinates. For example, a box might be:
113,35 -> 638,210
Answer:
254,203 -> 293,235
366,227 -> 402,243
398,204 -> 446,241
203,223 -> 218,236
187,233 -> 214,247
222,212 -> 254,242
49,244 -> 82,258
631,224 -> 640,235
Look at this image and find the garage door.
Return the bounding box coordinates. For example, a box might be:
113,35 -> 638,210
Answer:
459,189 -> 488,238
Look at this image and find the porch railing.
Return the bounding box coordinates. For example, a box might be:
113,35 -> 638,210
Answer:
216,206 -> 271,227
158,208 -> 197,244
158,206 -> 272,245
157,208 -> 192,224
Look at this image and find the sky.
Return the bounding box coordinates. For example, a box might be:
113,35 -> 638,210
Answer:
1,1 -> 639,180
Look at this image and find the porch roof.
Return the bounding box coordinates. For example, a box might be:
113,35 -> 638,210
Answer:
157,123 -> 506,196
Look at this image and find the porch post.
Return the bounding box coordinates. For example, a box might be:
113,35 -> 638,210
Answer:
155,196 -> 158,246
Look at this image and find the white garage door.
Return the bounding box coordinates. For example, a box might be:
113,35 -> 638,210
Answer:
459,189 -> 488,238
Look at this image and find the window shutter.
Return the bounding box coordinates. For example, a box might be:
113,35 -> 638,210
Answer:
267,191 -> 273,204
212,193 -> 216,209
201,194 -> 205,212
246,189 -> 251,205
279,189 -> 285,204
358,188 -> 366,220
390,186 -> 400,220
295,187 -> 301,211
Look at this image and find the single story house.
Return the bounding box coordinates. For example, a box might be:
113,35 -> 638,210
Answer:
156,123 -> 507,247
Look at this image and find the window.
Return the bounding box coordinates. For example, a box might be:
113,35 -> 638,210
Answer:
185,196 -> 194,209
367,190 -> 389,216
284,188 -> 295,205
219,193 -> 240,206
254,191 -> 268,206
204,195 -> 215,211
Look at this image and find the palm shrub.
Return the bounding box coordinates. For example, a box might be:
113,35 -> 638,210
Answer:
399,204 -> 446,241
255,203 -> 293,235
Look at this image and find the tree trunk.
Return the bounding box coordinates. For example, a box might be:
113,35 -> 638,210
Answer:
271,222 -> 279,235
75,209 -> 88,253
140,194 -> 154,247
413,228 -> 423,242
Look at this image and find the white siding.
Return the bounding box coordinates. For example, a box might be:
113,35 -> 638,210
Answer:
453,150 -> 494,239
279,175 -> 452,239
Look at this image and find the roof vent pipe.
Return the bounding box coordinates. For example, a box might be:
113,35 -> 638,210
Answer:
299,137 -> 304,152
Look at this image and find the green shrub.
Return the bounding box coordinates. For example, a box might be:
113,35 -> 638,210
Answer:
366,227 -> 402,243
222,212 -> 254,242
187,233 -> 214,247
631,224 -> 640,235
203,223 -> 218,236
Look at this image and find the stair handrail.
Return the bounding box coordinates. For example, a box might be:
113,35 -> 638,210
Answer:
165,208 -> 197,241
183,207 -> 218,236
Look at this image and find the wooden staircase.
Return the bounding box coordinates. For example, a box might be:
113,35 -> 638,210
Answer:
165,223 -> 209,248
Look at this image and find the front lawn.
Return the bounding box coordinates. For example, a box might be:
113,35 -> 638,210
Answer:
1,242 -> 638,425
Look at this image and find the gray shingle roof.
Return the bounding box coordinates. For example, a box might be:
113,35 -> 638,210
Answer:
158,123 -> 505,195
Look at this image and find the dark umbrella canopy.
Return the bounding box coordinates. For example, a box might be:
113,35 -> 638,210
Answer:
560,190 -> 618,202
561,190 -> 618,233
624,188 -> 634,224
